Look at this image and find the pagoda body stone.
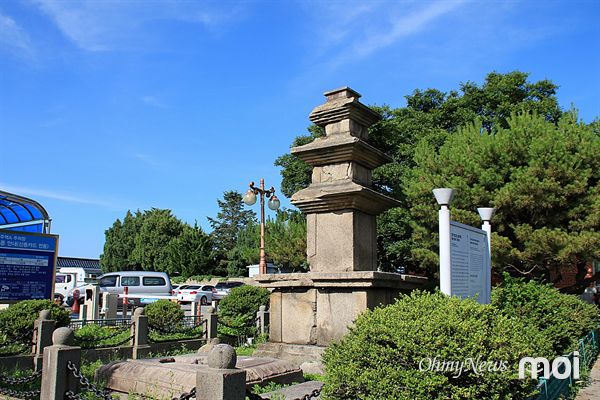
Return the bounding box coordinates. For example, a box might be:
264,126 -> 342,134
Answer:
255,88 -> 426,367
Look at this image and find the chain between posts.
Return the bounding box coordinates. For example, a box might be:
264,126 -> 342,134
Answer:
0,386 -> 41,399
66,360 -> 113,400
0,328 -> 35,356
246,387 -> 322,400
172,386 -> 196,400
0,369 -> 42,399
294,388 -> 322,400
0,370 -> 42,385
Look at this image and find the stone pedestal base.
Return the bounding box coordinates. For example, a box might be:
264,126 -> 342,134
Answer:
256,272 -> 427,347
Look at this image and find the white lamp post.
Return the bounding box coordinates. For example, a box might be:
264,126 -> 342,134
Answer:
242,178 -> 280,275
477,207 -> 495,304
477,207 -> 495,252
433,188 -> 456,296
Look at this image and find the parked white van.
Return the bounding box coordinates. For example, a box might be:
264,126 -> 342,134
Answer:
97,271 -> 172,305
65,271 -> 172,306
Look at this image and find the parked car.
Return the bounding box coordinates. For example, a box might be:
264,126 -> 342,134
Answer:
213,281 -> 245,300
65,271 -> 172,306
177,285 -> 214,305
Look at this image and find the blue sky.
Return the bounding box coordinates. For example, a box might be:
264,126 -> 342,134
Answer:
1,0 -> 599,259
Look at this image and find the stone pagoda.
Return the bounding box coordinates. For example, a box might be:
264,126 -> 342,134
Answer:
255,87 -> 426,365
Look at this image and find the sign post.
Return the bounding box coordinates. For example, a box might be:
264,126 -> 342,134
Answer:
433,190 -> 493,304
0,229 -> 59,303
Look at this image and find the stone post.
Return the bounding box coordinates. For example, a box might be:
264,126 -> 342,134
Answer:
33,310 -> 55,372
131,307 -> 150,359
40,327 -> 80,400
256,305 -> 269,336
84,286 -> 100,320
204,306 -> 218,340
196,344 -> 245,400
103,293 -> 118,320
79,304 -> 88,325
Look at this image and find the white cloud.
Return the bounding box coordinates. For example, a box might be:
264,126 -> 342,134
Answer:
0,184 -> 119,209
29,0 -> 247,52
303,0 -> 467,68
0,11 -> 35,60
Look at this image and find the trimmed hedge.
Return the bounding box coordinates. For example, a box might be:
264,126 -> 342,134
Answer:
322,291 -> 554,400
492,276 -> 599,356
145,300 -> 184,330
0,300 -> 70,342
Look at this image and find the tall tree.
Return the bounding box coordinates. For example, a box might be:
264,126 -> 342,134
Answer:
131,208 -> 185,271
100,210 -> 144,272
208,190 -> 257,258
405,112 -> 600,289
164,224 -> 217,278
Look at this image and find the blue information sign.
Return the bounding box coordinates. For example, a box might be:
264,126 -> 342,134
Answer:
0,230 -> 59,302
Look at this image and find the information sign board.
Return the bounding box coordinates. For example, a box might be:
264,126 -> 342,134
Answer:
450,221 -> 490,304
0,229 -> 59,302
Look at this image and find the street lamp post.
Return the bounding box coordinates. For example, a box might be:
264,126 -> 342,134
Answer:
242,178 -> 281,275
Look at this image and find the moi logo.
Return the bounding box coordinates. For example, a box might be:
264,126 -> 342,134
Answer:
518,352 -> 580,380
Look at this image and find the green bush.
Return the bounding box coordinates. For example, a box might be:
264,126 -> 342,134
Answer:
0,300 -> 70,342
144,300 -> 184,330
74,324 -> 131,348
492,276 -> 599,356
322,291 -> 553,400
218,285 -> 269,337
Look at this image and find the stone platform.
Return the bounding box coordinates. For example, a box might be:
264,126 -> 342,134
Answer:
256,271 -> 427,347
96,354 -> 303,398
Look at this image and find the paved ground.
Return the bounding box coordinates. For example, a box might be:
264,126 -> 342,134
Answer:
576,357 -> 600,400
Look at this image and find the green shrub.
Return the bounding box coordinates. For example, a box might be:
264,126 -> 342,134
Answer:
322,291 -> 553,400
144,300 -> 184,330
492,275 -> 599,356
0,300 -> 70,342
74,324 -> 131,348
218,285 -> 269,337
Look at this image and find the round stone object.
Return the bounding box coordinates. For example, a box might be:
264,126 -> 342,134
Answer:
133,307 -> 145,316
39,310 -> 52,320
207,344 -> 237,369
259,305 -> 266,312
53,327 -> 74,346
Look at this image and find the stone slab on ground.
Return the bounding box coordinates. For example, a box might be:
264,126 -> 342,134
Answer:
576,357 -> 600,400
254,343 -> 325,374
261,381 -> 323,400
96,354 -> 303,398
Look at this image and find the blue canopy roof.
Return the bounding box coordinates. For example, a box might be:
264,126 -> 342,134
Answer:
0,190 -> 51,233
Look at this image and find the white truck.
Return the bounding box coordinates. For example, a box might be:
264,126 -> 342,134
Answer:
53,266 -> 101,305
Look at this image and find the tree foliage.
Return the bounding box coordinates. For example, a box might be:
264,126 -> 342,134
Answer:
100,210 -> 144,272
226,209 -> 307,276
131,208 -> 185,272
101,209 -> 217,278
208,191 -> 257,256
406,113 -> 600,282
164,224 -> 218,277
